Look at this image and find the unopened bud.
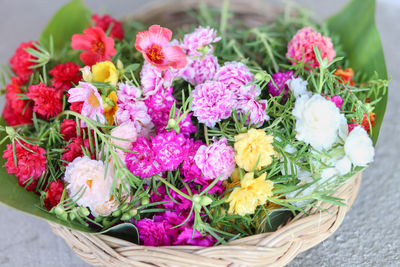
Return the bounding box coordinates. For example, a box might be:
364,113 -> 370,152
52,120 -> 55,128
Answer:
5,126 -> 15,137
78,207 -> 90,217
129,208 -> 138,217
54,206 -> 65,216
81,66 -> 92,82
141,197 -> 149,206
117,59 -> 124,71
112,210 -> 121,217
199,196 -> 213,206
121,213 -> 131,221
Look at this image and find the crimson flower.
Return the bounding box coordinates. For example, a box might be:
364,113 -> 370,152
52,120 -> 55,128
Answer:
60,119 -> 78,141
92,14 -> 124,41
49,62 -> 82,91
44,180 -> 64,210
71,27 -> 116,66
27,83 -> 63,119
135,25 -> 187,70
9,41 -> 37,83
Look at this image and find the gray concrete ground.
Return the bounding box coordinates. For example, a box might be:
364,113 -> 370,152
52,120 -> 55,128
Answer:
0,0 -> 399,266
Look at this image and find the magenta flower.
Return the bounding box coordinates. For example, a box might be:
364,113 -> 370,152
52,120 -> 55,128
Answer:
182,26 -> 221,56
191,81 -> 235,127
215,61 -> 254,98
136,218 -> 172,246
181,55 -> 219,85
68,82 -> 105,126
236,98 -> 269,127
144,86 -> 176,127
330,95 -> 344,109
140,62 -> 174,97
267,71 -> 294,97
125,137 -> 160,178
194,138 -> 235,181
156,111 -> 197,136
174,227 -> 216,247
286,27 -> 336,69
181,139 -> 204,181
135,25 -> 187,70
151,131 -> 187,171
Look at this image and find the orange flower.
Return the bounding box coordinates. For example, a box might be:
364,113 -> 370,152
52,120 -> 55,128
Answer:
361,112 -> 376,133
334,67 -> 355,86
104,91 -> 118,126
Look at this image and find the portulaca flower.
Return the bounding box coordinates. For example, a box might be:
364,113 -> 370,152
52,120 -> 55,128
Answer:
344,126 -> 374,166
292,94 -> 342,150
286,77 -> 311,98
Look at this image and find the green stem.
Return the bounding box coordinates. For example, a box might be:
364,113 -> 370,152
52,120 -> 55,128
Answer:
156,176 -> 192,201
252,29 -> 279,72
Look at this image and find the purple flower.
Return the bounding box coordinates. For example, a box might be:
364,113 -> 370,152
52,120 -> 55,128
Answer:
174,227 -> 215,247
125,137 -> 160,178
194,138 -> 235,181
181,55 -> 219,85
236,98 -> 269,127
151,131 -> 187,171
267,71 -> 294,97
191,81 -> 235,127
140,62 -> 174,97
136,218 -> 172,246
182,26 -> 221,56
215,61 -> 254,98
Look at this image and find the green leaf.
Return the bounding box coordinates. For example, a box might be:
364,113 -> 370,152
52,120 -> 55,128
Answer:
326,0 -> 388,144
264,209 -> 293,232
39,0 -> 91,52
99,223 -> 139,244
0,119 -> 95,233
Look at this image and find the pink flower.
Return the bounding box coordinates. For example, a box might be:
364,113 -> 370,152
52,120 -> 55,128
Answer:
126,137 -> 160,178
144,86 -> 176,127
195,138 -> 235,181
117,82 -> 142,103
286,27 -> 336,69
330,95 -> 344,109
71,27 -> 116,66
68,82 -> 105,126
181,55 -> 219,85
110,121 -> 138,159
174,227 -> 215,247
135,25 -> 187,70
136,218 -> 173,246
181,139 -> 203,182
236,98 -> 269,127
151,131 -> 187,171
267,71 -> 294,97
182,26 -> 221,56
115,101 -> 154,137
140,62 -> 174,97
191,81 -> 235,127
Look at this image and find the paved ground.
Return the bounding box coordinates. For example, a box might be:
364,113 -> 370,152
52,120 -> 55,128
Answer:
0,0 -> 399,266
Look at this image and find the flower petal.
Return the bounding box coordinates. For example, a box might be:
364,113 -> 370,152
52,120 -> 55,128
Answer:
163,46 -> 187,69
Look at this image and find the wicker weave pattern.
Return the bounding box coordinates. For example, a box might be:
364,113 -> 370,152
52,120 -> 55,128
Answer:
50,172 -> 361,267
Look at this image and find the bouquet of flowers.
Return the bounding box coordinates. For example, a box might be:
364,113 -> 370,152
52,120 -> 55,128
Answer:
0,0 -> 388,256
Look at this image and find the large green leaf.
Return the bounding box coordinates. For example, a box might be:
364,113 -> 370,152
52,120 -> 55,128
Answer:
39,0 -> 91,52
326,0 -> 388,145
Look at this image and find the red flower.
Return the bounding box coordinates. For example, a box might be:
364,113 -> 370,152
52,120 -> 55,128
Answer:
135,25 -> 187,70
9,41 -> 37,83
60,119 -> 78,141
2,77 -> 33,126
49,62 -> 82,91
44,180 -> 64,210
2,140 -> 47,192
61,137 -> 94,165
70,101 -> 84,114
92,14 -> 124,41
27,83 -> 63,119
348,112 -> 376,133
71,27 -> 116,66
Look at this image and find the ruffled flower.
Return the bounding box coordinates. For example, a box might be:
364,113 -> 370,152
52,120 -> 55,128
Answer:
236,98 -> 269,127
151,131 -> 187,171
194,138 -> 235,180
140,62 -> 174,97
181,55 -> 219,85
182,26 -> 221,56
286,27 -> 336,69
44,180 -> 64,210
174,227 -> 215,247
115,100 -> 153,136
227,172 -> 274,216
68,82 -> 105,126
268,71 -> 294,97
334,67 -> 355,86
110,121 -> 138,159
117,82 -> 142,103
135,25 -> 187,70
60,119 -> 78,141
61,137 -> 93,165
92,14 -> 124,41
344,126 -> 374,166
136,218 -> 173,246
125,137 -> 160,178
49,62 -> 82,91
27,83 -> 63,119
3,140 -> 47,191
325,95 -> 343,109
9,41 -> 37,82
71,27 -> 116,66
3,77 -> 33,126
191,81 -> 235,127
234,129 -> 276,171
181,139 -> 203,181
286,77 -> 310,98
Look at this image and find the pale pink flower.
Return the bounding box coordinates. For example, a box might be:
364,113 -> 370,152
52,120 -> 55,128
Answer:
181,55 -> 219,85
115,100 -> 154,137
182,26 -> 221,56
236,98 -> 269,127
117,82 -> 142,103
110,121 -> 138,159
140,62 -> 174,97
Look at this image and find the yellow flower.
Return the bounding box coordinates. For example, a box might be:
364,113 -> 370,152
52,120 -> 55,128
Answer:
92,61 -> 118,86
104,91 -> 118,126
226,172 -> 274,216
234,128 -> 276,171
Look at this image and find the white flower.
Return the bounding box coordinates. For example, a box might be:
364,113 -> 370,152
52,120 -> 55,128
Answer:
292,94 -> 342,150
64,156 -> 116,217
336,156 -> 352,175
286,77 -> 311,98
344,126 -> 374,166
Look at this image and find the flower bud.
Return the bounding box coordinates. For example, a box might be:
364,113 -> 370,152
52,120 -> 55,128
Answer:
80,66 -> 92,82
121,213 -> 131,221
112,210 -> 121,217
199,196 -> 213,206
54,206 -> 65,216
117,59 -> 124,71
5,126 -> 15,137
78,207 -> 90,217
129,208 -> 138,217
141,197 -> 149,206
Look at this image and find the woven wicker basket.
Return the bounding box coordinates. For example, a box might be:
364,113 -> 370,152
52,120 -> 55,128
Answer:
50,1 -> 363,266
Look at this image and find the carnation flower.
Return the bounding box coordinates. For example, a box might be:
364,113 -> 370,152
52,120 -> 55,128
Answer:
116,100 -> 154,136
182,26 -> 221,56
71,27 -> 116,66
344,126 -> 374,166
110,121 -> 138,159
136,218 -> 173,246
68,82 -> 106,126
329,95 -> 344,109
64,156 -> 116,217
60,119 -> 78,141
334,67 -> 355,86
3,140 -> 47,191
92,61 -> 119,86
234,129 -> 276,171
70,101 -> 84,114
236,98 -> 269,127
28,83 -> 63,119
226,172 -> 274,216
267,71 -> 294,97
191,81 -> 235,127
117,82 -> 142,103
286,27 -> 336,69
92,14 -> 124,41
144,86 -> 176,128
349,112 -> 376,133
61,137 -> 87,165
181,139 -> 203,181
286,77 -> 310,98
140,62 -> 174,97
292,94 -> 343,150
125,137 -> 160,178
44,180 -> 64,210
151,131 -> 187,171
174,227 -> 215,247
9,41 -> 37,82
3,77 -> 33,126
135,25 -> 187,70
181,55 -> 219,85
49,62 -> 82,91
195,138 -> 235,180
